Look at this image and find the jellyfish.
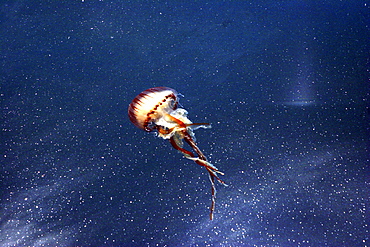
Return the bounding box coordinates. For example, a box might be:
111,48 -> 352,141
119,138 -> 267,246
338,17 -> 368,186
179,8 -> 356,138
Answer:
128,87 -> 226,220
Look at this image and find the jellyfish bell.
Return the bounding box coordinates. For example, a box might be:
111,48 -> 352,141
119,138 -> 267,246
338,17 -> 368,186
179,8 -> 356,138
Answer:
128,87 -> 227,220
128,87 -> 178,131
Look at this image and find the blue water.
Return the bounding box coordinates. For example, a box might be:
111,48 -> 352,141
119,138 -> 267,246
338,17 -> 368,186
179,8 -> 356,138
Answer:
1,1 -> 369,246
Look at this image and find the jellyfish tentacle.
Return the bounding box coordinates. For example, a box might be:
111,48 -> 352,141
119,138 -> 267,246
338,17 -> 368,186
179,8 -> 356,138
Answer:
186,157 -> 223,174
169,135 -> 195,158
170,129 -> 225,178
186,123 -> 210,127
169,128 -> 227,221
208,172 -> 216,220
183,133 -> 227,181
183,132 -> 207,160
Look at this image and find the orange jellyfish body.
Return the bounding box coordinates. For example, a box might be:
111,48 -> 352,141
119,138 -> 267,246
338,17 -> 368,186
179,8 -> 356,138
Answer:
128,87 -> 178,131
128,87 -> 226,220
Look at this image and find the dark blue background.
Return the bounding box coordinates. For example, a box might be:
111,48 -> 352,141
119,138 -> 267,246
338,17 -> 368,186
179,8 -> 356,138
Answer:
1,1 -> 369,246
